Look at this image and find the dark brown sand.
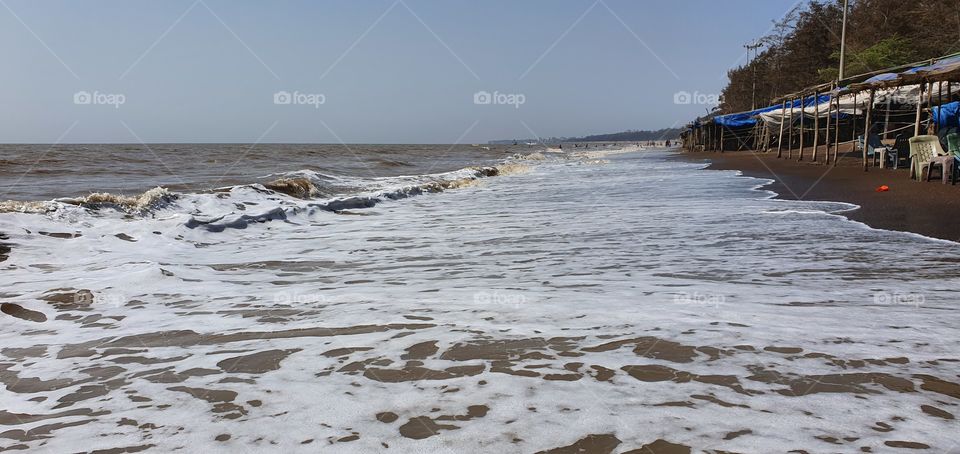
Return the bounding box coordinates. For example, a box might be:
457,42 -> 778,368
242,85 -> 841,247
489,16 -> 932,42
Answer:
0,233 -> 9,262
674,146 -> 960,242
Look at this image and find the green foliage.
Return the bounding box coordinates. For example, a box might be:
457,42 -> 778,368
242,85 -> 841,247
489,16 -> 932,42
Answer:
719,0 -> 960,114
841,35 -> 915,76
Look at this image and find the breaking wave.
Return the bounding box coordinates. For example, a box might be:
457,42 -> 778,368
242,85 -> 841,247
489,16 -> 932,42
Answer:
0,145 -> 638,232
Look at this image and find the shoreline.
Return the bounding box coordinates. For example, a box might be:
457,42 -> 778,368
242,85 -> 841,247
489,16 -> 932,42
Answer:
672,148 -> 960,243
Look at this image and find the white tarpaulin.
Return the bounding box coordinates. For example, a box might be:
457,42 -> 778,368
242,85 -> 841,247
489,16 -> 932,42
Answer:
757,83 -> 960,127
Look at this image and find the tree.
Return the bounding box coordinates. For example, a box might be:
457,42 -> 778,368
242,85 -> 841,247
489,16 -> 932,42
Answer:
716,0 -> 960,114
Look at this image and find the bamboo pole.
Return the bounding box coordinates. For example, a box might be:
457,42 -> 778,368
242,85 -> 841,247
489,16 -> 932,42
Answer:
851,91 -> 858,162
754,123 -> 759,151
833,93 -> 841,166
883,95 -> 892,140
936,81 -> 943,135
720,126 -> 725,153
763,123 -> 771,152
776,101 -> 787,158
787,99 -> 795,159
914,83 -> 925,136
799,93 -> 806,161
863,89 -> 874,171
825,89 -> 833,165
812,91 -> 820,162
927,82 -> 934,134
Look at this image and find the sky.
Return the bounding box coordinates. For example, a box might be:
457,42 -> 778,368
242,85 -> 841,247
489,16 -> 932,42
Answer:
0,0 -> 800,143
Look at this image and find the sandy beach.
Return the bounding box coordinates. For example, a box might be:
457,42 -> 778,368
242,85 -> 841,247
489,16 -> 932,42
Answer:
674,146 -> 960,243
2,147 -> 959,452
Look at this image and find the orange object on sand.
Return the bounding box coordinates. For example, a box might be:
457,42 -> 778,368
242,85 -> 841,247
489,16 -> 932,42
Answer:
876,185 -> 890,192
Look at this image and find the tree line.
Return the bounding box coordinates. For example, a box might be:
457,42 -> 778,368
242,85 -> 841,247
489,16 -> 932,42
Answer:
490,127 -> 682,144
720,0 -> 960,114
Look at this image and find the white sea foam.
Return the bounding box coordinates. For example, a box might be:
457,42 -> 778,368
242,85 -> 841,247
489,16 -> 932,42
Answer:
0,148 -> 958,453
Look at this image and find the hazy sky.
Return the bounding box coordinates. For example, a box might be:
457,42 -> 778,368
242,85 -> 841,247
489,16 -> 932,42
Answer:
1,0 -> 798,143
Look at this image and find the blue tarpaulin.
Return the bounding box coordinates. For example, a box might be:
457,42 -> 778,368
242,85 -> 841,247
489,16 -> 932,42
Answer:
862,73 -> 898,83
932,101 -> 960,129
714,94 -> 831,128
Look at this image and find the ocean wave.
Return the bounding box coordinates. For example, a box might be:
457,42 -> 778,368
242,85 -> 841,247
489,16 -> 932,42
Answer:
0,146 -> 637,231
263,177 -> 323,199
184,164 -> 520,232
60,187 -> 177,211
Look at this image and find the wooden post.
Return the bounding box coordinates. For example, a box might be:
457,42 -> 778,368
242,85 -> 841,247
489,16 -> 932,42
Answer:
720,126 -> 725,153
936,81 -> 944,135
915,83 -> 925,136
710,125 -> 715,151
776,101 -> 787,158
927,82 -> 935,134
863,89 -> 874,171
799,94 -> 806,161
787,99 -> 795,159
825,89 -> 833,165
883,94 -> 892,140
754,122 -> 762,151
833,93 -> 841,166
763,123 -> 771,152
851,91 -> 858,161
813,91 -> 821,162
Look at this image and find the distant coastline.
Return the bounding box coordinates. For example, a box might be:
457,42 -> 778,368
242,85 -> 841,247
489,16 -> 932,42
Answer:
490,127 -> 682,145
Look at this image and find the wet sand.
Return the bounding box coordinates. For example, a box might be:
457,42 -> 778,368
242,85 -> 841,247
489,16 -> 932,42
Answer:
0,233 -> 9,263
674,146 -> 960,242
3,149 -> 960,452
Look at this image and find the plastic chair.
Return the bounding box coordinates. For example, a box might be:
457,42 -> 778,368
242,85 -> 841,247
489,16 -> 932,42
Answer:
892,134 -> 911,170
908,135 -> 949,181
866,134 -> 887,167
947,133 -> 960,184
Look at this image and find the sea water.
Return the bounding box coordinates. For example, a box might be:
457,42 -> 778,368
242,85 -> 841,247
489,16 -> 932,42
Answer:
0,147 -> 958,453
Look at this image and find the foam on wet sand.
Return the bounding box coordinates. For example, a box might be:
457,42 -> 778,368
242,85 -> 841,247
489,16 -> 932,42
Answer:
0,147 -> 959,453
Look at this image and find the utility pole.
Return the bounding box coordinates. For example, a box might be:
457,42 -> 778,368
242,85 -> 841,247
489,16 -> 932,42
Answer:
744,40 -> 763,110
839,0 -> 849,80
